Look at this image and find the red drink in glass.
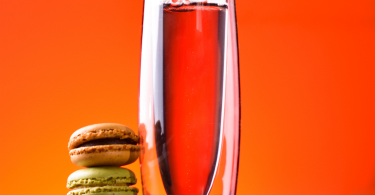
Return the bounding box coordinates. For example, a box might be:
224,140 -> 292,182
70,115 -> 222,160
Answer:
139,0 -> 240,194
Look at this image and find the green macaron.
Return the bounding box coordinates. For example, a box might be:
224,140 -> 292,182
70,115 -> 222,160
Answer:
67,166 -> 139,195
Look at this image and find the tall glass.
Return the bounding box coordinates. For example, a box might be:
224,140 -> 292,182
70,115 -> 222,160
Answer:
138,0 -> 240,194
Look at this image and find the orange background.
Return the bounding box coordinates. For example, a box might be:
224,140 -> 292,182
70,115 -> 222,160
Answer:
1,0 -> 375,195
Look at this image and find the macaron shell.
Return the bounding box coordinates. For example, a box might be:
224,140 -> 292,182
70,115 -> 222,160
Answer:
68,124 -> 139,150
67,166 -> 137,189
70,147 -> 139,167
67,186 -> 138,195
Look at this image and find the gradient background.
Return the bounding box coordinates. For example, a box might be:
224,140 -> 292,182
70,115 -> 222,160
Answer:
1,0 -> 375,194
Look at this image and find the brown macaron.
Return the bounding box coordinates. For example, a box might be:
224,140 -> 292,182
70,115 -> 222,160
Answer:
68,123 -> 140,167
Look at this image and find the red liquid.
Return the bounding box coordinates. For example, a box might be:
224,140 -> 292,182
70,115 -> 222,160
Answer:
155,3 -> 227,195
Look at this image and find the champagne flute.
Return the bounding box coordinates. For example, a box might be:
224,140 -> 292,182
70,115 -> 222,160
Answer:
138,0 -> 240,194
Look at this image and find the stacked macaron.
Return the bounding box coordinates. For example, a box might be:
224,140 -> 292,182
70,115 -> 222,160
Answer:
67,123 -> 140,195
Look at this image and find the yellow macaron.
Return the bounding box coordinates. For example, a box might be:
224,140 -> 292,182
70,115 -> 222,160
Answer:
68,123 -> 140,167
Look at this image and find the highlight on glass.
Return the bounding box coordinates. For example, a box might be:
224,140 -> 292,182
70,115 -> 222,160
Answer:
138,0 -> 240,194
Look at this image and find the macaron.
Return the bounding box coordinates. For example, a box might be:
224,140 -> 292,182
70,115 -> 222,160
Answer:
68,123 -> 140,167
67,166 -> 139,195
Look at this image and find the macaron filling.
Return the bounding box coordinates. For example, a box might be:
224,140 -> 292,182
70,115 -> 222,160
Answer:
67,177 -> 137,189
68,186 -> 139,195
76,138 -> 137,148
